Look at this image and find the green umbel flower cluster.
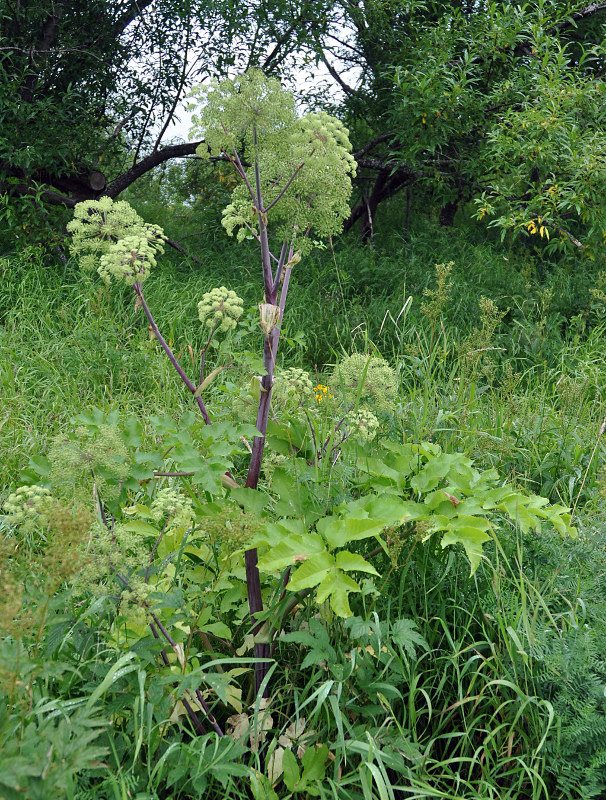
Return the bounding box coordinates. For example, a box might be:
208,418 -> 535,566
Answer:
67,197 -> 165,283
150,488 -> 194,528
347,409 -> 380,443
98,234 -> 160,285
273,367 -> 314,405
190,70 -> 295,159
3,485 -> 51,529
197,287 -> 244,332
190,70 -> 356,256
333,353 -> 397,414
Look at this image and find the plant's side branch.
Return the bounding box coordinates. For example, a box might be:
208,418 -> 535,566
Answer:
145,519 -> 170,583
268,588 -> 313,658
149,623 -> 207,735
251,127 -> 274,300
134,283 -> 211,424
271,240 -> 290,294
231,145 -> 257,204
113,569 -> 224,737
264,162 -> 305,213
153,471 -> 195,477
95,486 -> 115,541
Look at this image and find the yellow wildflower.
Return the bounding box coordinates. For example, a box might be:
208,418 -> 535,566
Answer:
313,384 -> 333,403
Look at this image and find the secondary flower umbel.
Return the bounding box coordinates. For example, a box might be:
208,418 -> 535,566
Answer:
197,287 -> 244,332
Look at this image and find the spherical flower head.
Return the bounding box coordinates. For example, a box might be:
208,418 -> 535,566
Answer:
98,234 -> 160,285
3,485 -> 52,530
333,353 -> 397,414
347,409 -> 380,443
197,287 -> 244,332
273,368 -> 313,404
67,198 -> 165,276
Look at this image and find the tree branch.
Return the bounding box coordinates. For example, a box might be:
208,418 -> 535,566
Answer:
320,53 -> 357,95
354,133 -> 397,159
554,2 -> 606,30
153,17 -> 192,151
106,141 -> 204,197
112,0 -> 155,38
165,236 -> 201,263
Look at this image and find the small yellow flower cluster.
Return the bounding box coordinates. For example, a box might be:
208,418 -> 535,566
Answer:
314,384 -> 333,403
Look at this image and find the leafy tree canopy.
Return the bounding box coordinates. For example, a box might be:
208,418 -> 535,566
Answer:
313,1 -> 606,251
3,0 -> 606,256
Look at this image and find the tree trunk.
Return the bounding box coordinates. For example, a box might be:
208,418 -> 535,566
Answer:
439,199 -> 459,227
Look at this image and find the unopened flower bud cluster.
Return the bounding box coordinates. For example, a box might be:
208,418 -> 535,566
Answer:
347,409 -> 380,442
150,488 -> 194,528
3,485 -> 52,525
197,287 -> 244,331
98,234 -> 160,285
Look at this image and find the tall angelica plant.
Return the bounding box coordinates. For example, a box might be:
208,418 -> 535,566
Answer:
67,69 -> 356,693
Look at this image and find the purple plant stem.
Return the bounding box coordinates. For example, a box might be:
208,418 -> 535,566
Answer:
243,252 -> 297,698
145,520 -> 169,583
271,240 -> 289,295
96,487 -> 116,542
145,610 -> 225,736
114,569 -> 224,737
232,145 -> 257,204
134,283 -> 211,425
251,127 -> 274,299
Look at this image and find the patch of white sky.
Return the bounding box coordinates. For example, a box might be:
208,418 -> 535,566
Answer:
152,30 -> 362,145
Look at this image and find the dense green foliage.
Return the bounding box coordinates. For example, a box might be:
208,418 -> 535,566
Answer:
2,204 -> 606,796
4,0 -> 606,257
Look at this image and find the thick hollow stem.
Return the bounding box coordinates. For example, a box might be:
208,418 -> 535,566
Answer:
243,268 -> 296,696
251,127 -> 273,299
244,547 -> 271,695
